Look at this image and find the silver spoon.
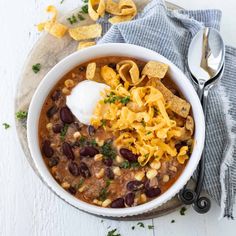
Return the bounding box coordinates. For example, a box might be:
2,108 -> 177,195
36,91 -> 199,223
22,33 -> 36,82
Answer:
179,27 -> 225,213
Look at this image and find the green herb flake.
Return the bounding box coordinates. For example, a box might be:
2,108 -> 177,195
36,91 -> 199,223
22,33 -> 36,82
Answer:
131,226 -> 135,230
171,220 -> 175,223
130,162 -> 140,168
120,96 -> 130,105
74,178 -> 84,190
99,179 -> 111,201
16,111 -> 28,120
120,160 -> 130,169
60,124 -> 69,141
80,4 -> 88,14
67,15 -> 77,24
60,0 -> 65,4
78,14 -> 85,21
2,123 -> 10,129
146,131 -> 152,135
32,63 -> 41,73
101,140 -> 116,159
137,222 -> 145,228
180,207 -> 187,216
148,225 -> 154,229
144,153 -> 149,158
107,228 -> 121,236
79,136 -> 86,145
90,139 -> 97,146
82,0 -> 88,3
141,119 -> 146,127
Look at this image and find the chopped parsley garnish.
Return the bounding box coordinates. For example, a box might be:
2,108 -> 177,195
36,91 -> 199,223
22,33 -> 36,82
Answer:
107,228 -> 121,236
101,140 -> 116,159
148,225 -> 154,229
137,222 -> 145,228
82,0 -> 88,3
79,136 -> 86,145
32,63 -> 41,73
2,123 -> 10,129
141,119 -> 146,127
60,124 -> 69,140
60,0 -> 65,3
67,15 -> 77,24
99,179 -> 111,201
171,220 -> 175,223
77,14 -> 85,21
104,93 -> 130,105
90,139 -> 97,146
80,4 -> 88,14
146,131 -> 152,135
180,207 -> 187,215
144,153 -> 149,158
131,226 -> 135,230
16,111 -> 28,120
73,178 -> 84,189
120,160 -> 140,169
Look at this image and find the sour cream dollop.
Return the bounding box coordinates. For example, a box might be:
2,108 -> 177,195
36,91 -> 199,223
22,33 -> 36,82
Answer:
66,80 -> 109,125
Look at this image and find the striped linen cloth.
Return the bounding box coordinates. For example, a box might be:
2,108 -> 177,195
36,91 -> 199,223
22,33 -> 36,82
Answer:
97,0 -> 236,218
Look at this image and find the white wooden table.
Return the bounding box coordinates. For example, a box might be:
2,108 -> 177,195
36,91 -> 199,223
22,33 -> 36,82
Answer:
0,0 -> 236,235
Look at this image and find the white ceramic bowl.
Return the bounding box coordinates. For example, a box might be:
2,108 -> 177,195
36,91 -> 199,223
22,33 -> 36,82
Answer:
27,43 -> 205,217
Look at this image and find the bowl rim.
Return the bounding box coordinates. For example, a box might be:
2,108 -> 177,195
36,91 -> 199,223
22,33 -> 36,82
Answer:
27,43 -> 205,217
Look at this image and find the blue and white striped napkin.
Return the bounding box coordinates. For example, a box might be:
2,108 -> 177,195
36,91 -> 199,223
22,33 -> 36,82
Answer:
98,0 -> 236,218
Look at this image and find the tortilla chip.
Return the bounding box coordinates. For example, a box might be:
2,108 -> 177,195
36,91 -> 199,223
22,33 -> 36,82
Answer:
69,24 -> 102,40
108,14 -> 135,24
86,62 -> 97,80
142,61 -> 169,79
106,0 -> 137,16
147,78 -> 190,118
88,0 -> 106,21
106,0 -> 120,15
77,41 -> 96,50
101,65 -> 120,88
37,6 -> 68,38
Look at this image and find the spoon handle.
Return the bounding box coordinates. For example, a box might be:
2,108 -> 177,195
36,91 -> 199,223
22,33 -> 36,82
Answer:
192,86 -> 211,213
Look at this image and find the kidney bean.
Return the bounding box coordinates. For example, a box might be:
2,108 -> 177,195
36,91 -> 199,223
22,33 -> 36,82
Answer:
105,167 -> 114,180
52,124 -> 63,133
108,63 -> 116,69
88,125 -> 96,136
79,162 -> 91,178
68,162 -> 80,176
68,186 -> 76,195
125,192 -> 135,206
48,156 -> 59,167
42,140 -> 54,158
60,106 -> 74,124
103,157 -> 113,166
62,142 -> 75,160
120,148 -> 138,162
51,90 -> 61,101
110,198 -> 125,208
145,187 -> 161,198
127,180 -> 144,191
80,146 -> 99,157
46,106 -> 58,118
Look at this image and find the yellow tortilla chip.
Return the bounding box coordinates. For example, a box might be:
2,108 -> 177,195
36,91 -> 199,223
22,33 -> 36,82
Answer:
86,62 -> 97,80
106,0 -> 120,15
37,6 -> 68,38
108,14 -> 135,24
77,41 -> 96,50
101,65 -> 120,88
142,61 -> 169,79
69,24 -> 102,40
106,0 -> 137,16
88,0 -> 106,21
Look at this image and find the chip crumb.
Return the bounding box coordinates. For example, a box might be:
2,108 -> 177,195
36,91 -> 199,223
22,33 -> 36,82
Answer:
77,41 -> 96,50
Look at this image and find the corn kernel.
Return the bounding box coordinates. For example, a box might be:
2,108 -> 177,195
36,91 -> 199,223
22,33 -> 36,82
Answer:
169,166 -> 177,172
93,199 -> 102,206
95,168 -> 105,179
115,155 -> 124,164
64,79 -> 75,88
46,123 -> 53,130
94,154 -> 103,161
78,185 -> 87,193
61,182 -> 70,189
146,169 -> 158,179
140,193 -> 147,203
73,131 -> 81,139
102,199 -> 112,207
150,160 -> 161,170
134,171 -> 145,181
62,87 -> 70,95
163,174 -> 170,182
113,167 -> 121,176
95,138 -> 104,147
